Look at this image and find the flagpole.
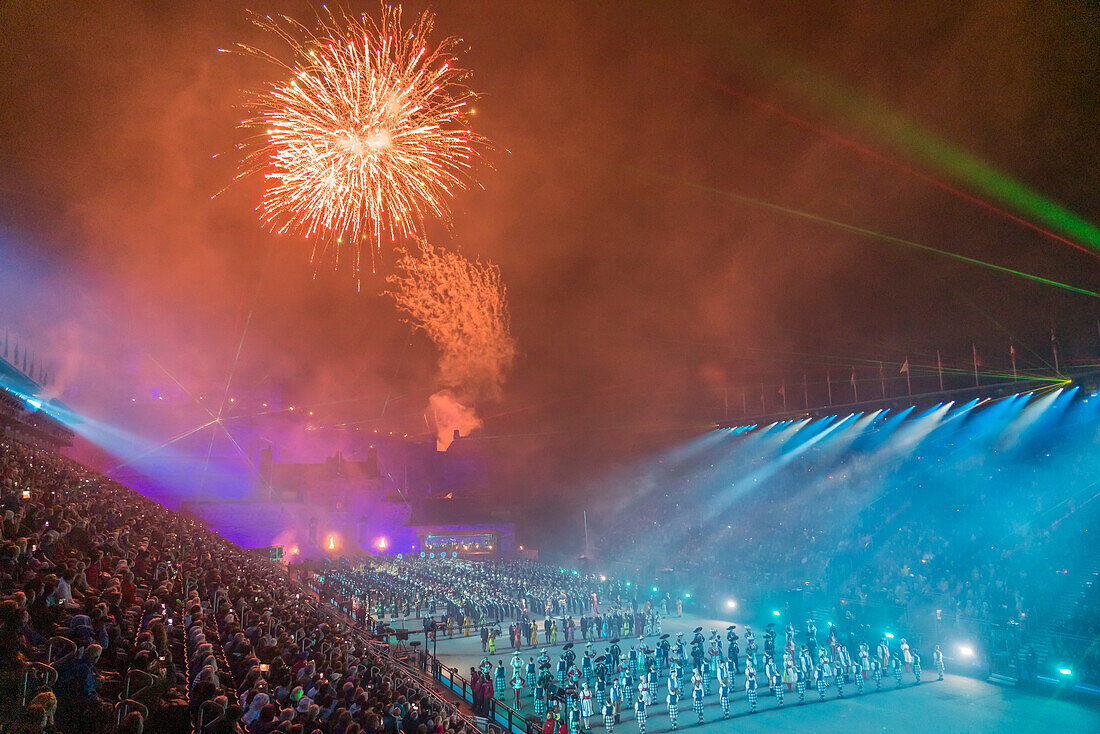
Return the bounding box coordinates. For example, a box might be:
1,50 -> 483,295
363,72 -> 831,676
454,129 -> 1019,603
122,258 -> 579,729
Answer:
937,350 -> 944,392
905,357 -> 911,396
879,362 -> 886,399
803,374 -> 809,410
851,369 -> 858,403
1010,345 -> 1017,381
742,386 -> 747,416
760,383 -> 765,414
972,344 -> 980,387
826,370 -> 832,406
780,383 -> 787,412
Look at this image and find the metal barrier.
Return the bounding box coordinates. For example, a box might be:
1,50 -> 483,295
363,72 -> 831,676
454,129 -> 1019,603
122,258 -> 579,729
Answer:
432,660 -> 533,734
114,699 -> 148,729
21,662 -> 57,707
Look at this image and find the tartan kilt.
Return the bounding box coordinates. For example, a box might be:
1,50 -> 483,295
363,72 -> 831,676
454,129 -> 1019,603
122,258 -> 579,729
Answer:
796,680 -> 806,696
495,681 -> 506,699
635,707 -> 647,726
720,695 -> 729,714
692,698 -> 703,715
746,690 -> 757,708
603,715 -> 615,730
667,703 -> 678,721
774,687 -> 783,703
622,685 -> 634,704
596,691 -> 604,709
534,697 -> 547,716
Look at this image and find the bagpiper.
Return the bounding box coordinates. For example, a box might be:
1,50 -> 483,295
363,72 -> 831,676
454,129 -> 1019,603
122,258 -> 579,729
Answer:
691,668 -> 704,723
933,645 -> 944,681
745,669 -> 758,713
634,696 -> 647,734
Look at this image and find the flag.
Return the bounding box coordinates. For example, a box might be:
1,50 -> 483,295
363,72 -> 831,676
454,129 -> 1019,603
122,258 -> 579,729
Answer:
899,358 -> 909,374
972,344 -> 981,367
850,369 -> 856,387
1009,345 -> 1016,358
777,385 -> 785,398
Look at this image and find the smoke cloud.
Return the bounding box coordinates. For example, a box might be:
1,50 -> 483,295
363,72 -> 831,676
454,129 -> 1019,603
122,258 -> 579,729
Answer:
387,244 -> 515,450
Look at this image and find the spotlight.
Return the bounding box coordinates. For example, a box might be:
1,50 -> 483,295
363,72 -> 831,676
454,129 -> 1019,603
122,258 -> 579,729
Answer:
884,632 -> 895,639
772,610 -> 781,617
600,575 -> 607,582
684,593 -> 691,599
1058,667 -> 1073,676
725,599 -> 737,609
651,586 -> 658,593
957,645 -> 974,657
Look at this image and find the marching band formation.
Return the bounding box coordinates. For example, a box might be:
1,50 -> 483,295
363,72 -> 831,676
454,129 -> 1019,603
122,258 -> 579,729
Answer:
475,622 -> 941,731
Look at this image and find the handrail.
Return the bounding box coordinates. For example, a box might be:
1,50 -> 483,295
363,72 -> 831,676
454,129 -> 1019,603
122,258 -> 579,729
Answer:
115,699 -> 149,728
123,669 -> 156,702
21,662 -> 57,707
46,636 -> 76,666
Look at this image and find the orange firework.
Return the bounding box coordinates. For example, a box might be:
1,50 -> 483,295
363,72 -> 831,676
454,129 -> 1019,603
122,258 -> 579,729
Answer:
232,4 -> 485,279
386,244 -> 515,399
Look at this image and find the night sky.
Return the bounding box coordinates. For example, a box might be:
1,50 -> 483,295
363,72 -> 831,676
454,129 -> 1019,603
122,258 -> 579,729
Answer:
1,1 -> 1097,500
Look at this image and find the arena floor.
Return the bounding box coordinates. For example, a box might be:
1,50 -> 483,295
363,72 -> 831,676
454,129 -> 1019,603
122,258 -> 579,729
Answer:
412,610 -> 1100,734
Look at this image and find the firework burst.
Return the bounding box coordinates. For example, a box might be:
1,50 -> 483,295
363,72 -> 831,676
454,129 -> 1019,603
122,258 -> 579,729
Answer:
387,243 -> 515,399
233,4 -> 485,279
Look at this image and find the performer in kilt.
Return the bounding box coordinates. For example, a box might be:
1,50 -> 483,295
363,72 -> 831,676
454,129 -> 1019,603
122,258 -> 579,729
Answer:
853,661 -> 864,695
667,677 -> 680,729
634,697 -> 647,734
912,650 -> 922,684
602,701 -> 615,733
933,645 -> 944,681
691,669 -> 704,723
892,656 -> 904,688
745,669 -> 758,713
871,658 -> 882,691
795,665 -> 806,705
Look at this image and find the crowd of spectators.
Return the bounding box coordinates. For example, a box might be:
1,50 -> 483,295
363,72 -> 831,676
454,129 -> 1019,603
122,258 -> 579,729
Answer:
0,437 -> 481,734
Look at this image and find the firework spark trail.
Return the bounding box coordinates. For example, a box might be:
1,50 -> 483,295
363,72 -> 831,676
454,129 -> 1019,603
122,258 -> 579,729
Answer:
387,244 -> 515,448
232,4 -> 485,280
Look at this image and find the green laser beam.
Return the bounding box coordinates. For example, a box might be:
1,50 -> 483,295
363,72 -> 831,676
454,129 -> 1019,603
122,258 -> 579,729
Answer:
639,169 -> 1099,298
717,29 -> 1100,252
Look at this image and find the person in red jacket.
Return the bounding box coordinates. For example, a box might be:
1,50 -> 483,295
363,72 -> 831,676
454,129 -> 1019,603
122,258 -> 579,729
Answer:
541,712 -> 555,734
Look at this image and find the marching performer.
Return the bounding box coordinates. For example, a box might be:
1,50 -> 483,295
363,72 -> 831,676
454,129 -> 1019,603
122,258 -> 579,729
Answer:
528,657 -> 538,698
638,675 -> 651,707
814,659 -> 828,702
912,649 -> 922,684
634,695 -> 647,734
602,700 -> 615,734
534,676 -> 547,718
876,637 -> 891,672
745,669 -> 758,713
580,683 -> 594,729
763,654 -> 778,694
700,657 -> 711,696
853,659 -> 865,695
744,627 -> 757,669
859,642 -> 871,680
620,667 -> 635,708
666,674 -> 680,730
933,644 -> 944,681
691,668 -> 705,723
892,655 -> 904,688
511,668 -> 525,708
900,638 -> 912,673
716,660 -> 730,718
799,645 -> 813,680
834,661 -> 845,698
795,663 -> 806,705
871,657 -> 882,691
